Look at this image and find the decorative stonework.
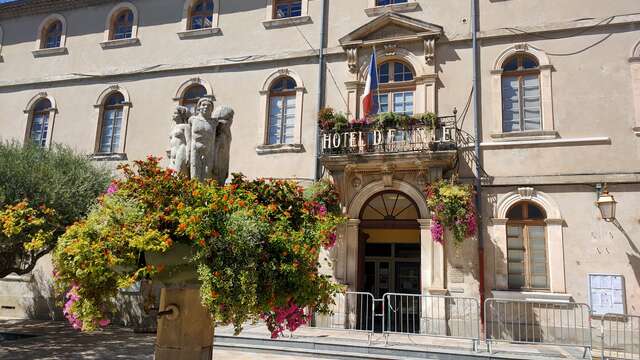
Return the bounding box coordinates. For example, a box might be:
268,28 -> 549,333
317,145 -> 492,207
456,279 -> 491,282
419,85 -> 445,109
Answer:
517,187 -> 535,200
346,48 -> 358,73
383,44 -> 398,56
424,38 -> 435,65
381,163 -> 396,187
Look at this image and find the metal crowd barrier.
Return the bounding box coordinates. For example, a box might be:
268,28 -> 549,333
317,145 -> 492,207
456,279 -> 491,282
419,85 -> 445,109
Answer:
600,314 -> 640,360
382,293 -> 481,351
484,298 -> 592,358
309,291 -> 375,342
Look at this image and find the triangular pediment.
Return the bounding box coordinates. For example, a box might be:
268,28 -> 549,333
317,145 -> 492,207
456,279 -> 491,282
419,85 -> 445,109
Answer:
339,12 -> 442,47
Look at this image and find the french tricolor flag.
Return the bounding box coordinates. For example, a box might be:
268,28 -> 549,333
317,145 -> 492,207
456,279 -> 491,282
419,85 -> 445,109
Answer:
361,51 -> 379,118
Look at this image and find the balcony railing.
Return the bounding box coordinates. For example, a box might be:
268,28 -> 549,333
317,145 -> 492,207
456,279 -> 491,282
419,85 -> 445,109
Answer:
319,115 -> 457,156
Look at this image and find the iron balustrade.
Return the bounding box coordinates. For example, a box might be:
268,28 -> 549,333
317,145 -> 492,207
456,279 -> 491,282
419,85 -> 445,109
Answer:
319,115 -> 457,156
600,314 -> 640,360
484,298 -> 593,358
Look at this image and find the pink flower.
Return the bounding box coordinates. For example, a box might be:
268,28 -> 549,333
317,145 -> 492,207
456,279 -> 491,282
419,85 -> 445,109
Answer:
465,211 -> 477,237
431,218 -> 444,244
106,183 -> 118,195
98,319 -> 111,327
315,204 -> 327,218
324,232 -> 337,250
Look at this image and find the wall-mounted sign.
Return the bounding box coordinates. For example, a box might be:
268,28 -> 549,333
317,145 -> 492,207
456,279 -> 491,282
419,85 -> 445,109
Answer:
320,126 -> 436,155
589,274 -> 625,315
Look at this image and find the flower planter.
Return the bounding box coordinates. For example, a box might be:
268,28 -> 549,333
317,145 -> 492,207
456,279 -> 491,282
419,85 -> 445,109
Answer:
145,243 -> 200,286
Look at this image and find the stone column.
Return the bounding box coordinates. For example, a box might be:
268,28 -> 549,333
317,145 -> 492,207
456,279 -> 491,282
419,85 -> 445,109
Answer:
630,58 -> 640,135
490,218 -> 509,290
545,218 -> 566,293
345,219 -> 360,291
418,219 -> 432,293
155,287 -> 215,360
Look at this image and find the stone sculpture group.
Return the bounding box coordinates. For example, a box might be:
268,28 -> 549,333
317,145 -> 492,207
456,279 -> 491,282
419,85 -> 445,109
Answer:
168,98 -> 234,184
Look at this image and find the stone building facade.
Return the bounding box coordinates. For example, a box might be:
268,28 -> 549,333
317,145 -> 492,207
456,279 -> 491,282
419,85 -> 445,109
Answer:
0,0 -> 639,324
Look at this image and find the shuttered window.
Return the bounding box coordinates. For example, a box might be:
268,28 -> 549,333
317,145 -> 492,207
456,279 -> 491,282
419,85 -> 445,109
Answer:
501,54 -> 541,132
99,92 -> 125,154
268,77 -> 297,145
507,202 -> 549,290
30,99 -> 52,148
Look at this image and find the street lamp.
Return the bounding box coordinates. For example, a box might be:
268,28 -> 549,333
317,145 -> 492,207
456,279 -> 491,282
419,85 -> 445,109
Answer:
596,185 -> 617,222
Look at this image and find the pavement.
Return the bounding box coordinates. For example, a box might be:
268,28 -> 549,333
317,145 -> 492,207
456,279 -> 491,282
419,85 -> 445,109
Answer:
0,320 -> 592,360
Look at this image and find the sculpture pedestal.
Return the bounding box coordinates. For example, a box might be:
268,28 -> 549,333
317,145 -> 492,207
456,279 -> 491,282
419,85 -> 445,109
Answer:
155,287 -> 214,360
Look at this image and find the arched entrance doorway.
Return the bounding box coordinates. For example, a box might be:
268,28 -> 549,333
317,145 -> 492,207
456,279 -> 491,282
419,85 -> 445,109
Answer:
358,191 -> 421,297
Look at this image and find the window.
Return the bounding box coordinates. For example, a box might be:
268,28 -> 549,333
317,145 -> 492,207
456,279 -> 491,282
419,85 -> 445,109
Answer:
180,85 -> 207,113
110,9 -> 134,40
506,202 -> 548,290
274,0 -> 302,19
589,274 -> 626,315
29,99 -> 52,148
268,77 -> 297,145
42,20 -> 63,48
188,0 -> 214,30
377,61 -> 415,115
501,54 -> 541,133
376,0 -> 408,6
99,92 -> 125,154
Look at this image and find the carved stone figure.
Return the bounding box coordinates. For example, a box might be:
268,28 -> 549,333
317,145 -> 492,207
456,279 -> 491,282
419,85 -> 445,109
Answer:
188,98 -> 218,182
168,106 -> 191,176
169,98 -> 234,183
212,105 -> 234,184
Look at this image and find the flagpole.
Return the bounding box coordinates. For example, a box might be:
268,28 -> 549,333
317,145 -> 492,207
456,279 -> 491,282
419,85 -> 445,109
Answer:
373,46 -> 382,115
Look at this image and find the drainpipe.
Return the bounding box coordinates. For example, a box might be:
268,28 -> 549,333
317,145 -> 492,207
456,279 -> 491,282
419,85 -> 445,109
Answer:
470,0 -> 486,325
314,0 -> 328,181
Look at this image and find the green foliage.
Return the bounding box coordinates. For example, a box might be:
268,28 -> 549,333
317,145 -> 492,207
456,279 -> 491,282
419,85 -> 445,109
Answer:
317,108 -> 438,132
53,158 -> 346,336
0,142 -> 111,225
0,142 -> 111,277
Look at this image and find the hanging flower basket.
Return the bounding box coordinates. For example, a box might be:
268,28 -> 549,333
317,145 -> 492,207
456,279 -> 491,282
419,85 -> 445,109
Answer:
425,180 -> 477,246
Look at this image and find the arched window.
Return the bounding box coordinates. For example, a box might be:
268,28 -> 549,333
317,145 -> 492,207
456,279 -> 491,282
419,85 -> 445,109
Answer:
110,9 -> 134,40
375,0 -> 408,6
29,99 -> 52,147
360,191 -> 419,222
99,92 -> 126,154
42,20 -> 63,49
506,202 -> 548,290
189,0 -> 214,30
501,54 -> 541,132
268,77 -> 297,145
377,61 -> 415,115
273,0 -> 302,19
180,85 -> 207,113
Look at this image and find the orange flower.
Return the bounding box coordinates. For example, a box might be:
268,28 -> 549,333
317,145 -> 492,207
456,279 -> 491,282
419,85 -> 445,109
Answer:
199,239 -> 206,247
178,223 -> 187,231
210,291 -> 219,300
164,238 -> 173,247
237,200 -> 246,207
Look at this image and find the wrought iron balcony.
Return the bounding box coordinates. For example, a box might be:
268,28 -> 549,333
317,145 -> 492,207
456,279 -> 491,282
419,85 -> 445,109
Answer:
319,115 -> 457,157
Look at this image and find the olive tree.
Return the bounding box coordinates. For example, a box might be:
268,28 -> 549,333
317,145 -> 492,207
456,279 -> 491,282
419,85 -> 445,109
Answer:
0,142 -> 111,277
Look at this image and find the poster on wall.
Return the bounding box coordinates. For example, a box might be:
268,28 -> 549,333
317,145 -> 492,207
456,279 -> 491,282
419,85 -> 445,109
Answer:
589,274 -> 625,315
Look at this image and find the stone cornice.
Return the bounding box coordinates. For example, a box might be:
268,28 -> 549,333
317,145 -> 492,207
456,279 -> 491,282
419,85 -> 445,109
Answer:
0,0 -> 115,20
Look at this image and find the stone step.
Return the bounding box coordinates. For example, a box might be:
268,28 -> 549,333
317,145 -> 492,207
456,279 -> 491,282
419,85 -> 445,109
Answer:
213,335 -> 553,360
